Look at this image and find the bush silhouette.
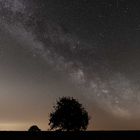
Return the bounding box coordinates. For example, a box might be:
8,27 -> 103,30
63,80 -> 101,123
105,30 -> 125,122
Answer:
28,125 -> 41,132
49,96 -> 89,131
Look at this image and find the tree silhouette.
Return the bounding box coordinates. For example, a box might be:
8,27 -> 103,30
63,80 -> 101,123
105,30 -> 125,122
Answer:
49,97 -> 89,131
28,125 -> 41,132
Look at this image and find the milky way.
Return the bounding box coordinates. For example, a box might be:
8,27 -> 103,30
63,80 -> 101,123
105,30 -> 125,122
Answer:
1,0 -> 140,130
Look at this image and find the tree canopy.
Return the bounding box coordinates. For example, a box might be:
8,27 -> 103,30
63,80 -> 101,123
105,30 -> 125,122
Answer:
49,96 -> 89,131
28,125 -> 41,132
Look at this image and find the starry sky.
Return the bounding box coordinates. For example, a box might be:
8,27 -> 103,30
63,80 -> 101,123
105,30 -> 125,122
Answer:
0,0 -> 140,130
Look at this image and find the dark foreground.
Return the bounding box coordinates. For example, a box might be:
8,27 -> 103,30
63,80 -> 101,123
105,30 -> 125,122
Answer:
0,131 -> 140,140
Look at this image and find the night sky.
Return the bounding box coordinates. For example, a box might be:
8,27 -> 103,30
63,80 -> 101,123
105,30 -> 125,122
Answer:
0,0 -> 140,130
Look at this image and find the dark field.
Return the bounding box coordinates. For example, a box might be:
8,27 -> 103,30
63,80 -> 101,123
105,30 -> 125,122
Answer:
0,131 -> 140,140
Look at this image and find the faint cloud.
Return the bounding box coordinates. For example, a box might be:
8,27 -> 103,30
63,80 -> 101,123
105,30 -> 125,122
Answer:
111,106 -> 131,118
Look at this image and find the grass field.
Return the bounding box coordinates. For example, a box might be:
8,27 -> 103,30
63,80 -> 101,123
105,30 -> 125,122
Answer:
0,131 -> 139,140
